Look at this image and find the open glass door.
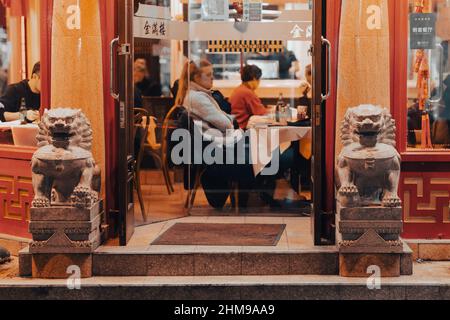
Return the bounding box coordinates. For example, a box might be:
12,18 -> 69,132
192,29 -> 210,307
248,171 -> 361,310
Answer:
311,0 -> 333,245
186,1 -> 316,218
114,0 -> 333,246
115,0 -> 135,245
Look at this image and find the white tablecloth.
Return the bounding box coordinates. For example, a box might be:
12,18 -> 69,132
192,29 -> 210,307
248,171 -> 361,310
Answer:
249,126 -> 311,176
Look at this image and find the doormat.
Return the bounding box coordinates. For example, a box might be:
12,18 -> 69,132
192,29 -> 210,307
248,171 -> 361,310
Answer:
151,223 -> 286,246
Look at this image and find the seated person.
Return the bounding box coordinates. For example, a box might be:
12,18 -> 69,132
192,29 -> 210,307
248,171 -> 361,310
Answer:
134,63 -> 145,108
133,63 -> 146,160
298,64 -> 313,119
172,78 -> 232,115
134,58 -> 162,97
230,65 -> 268,129
230,66 -> 303,206
297,64 -> 313,187
0,62 -> 41,123
176,60 -> 236,134
174,59 -> 254,209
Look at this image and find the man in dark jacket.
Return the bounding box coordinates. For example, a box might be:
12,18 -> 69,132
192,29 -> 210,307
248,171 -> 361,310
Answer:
0,62 -> 41,123
134,58 -> 162,97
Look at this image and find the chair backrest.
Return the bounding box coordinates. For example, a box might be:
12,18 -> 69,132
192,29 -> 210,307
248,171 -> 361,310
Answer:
134,108 -> 150,167
145,116 -> 159,149
161,105 -> 188,169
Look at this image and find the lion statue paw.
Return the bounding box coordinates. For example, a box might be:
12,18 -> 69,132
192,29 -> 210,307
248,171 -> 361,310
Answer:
338,184 -> 359,197
32,197 -> 51,208
382,194 -> 402,208
71,186 -> 95,208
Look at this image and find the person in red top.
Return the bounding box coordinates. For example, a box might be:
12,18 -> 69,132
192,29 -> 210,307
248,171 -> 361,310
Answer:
230,65 -> 268,129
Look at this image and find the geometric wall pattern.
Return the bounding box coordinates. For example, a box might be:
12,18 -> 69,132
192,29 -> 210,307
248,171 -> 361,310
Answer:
0,155 -> 34,238
0,175 -> 33,222
400,172 -> 450,239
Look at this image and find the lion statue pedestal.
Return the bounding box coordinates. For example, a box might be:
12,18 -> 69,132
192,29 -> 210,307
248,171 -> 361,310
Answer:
25,108 -> 104,279
335,105 -> 413,277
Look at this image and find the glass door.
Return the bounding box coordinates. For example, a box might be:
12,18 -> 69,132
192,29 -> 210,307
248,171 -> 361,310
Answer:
115,0 -> 135,245
185,0 -> 330,244
311,0 -> 331,245
116,0 -> 331,245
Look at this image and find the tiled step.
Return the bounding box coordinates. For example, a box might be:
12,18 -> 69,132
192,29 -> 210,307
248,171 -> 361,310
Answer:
92,246 -> 340,277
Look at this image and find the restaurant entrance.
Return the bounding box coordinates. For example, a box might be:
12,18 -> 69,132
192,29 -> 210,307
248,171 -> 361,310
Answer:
112,0 -> 333,247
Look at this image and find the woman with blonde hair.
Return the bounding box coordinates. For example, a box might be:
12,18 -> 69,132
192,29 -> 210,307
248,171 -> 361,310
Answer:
175,59 -> 237,135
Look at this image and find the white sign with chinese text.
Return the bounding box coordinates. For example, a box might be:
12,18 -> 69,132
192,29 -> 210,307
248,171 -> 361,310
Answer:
134,17 -> 188,40
133,3 -> 188,40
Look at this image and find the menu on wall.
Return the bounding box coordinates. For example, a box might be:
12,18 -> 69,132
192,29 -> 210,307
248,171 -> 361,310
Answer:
243,0 -> 262,22
410,13 -> 437,49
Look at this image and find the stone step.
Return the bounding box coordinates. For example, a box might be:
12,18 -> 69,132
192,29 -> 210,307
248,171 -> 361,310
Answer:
92,247 -> 340,277
2,262 -> 450,300
19,245 -> 413,278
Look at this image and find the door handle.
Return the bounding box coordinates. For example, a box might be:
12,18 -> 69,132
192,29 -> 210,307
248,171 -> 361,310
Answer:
110,37 -> 119,100
321,37 -> 331,102
428,43 -> 444,105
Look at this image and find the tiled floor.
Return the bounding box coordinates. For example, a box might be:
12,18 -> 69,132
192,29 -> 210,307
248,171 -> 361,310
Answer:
133,169 -> 312,227
113,169 -> 317,251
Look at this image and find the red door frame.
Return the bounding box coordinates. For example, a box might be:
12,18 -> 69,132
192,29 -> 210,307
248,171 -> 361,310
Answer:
40,0 -> 52,111
99,0 -> 119,239
324,0 -> 341,213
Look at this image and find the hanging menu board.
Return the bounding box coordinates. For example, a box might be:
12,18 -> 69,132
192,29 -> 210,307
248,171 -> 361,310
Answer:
410,13 -> 437,49
201,0 -> 229,21
243,0 -> 262,22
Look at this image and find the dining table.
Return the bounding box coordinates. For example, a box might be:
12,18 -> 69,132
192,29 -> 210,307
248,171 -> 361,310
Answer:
247,115 -> 312,178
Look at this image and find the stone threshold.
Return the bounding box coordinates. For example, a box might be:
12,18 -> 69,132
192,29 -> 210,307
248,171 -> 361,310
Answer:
1,266 -> 450,300
92,246 -> 341,277
405,240 -> 450,261
19,242 -> 413,277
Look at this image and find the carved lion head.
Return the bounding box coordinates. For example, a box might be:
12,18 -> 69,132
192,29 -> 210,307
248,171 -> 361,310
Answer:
341,104 -> 396,148
37,108 -> 93,150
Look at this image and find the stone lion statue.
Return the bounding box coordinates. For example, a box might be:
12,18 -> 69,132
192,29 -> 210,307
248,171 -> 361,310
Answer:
336,104 -> 401,208
31,108 -> 101,208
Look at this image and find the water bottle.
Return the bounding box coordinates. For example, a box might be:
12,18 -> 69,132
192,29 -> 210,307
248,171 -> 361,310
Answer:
19,98 -> 27,124
276,93 -> 285,122
284,103 -> 292,122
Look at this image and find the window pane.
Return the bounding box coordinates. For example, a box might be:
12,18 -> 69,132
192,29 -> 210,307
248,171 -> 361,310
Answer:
407,0 -> 450,150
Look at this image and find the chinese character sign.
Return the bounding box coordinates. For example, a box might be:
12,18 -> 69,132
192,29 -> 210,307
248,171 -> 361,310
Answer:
138,18 -> 169,39
410,13 -> 437,49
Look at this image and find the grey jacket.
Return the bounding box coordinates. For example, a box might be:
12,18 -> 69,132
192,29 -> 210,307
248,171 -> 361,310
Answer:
184,82 -> 244,146
184,81 -> 234,132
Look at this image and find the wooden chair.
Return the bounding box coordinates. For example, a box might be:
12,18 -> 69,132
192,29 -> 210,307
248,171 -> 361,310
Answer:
161,105 -> 240,214
161,105 -> 187,194
143,115 -> 173,195
161,105 -> 203,212
184,165 -> 206,211
133,108 -> 150,222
